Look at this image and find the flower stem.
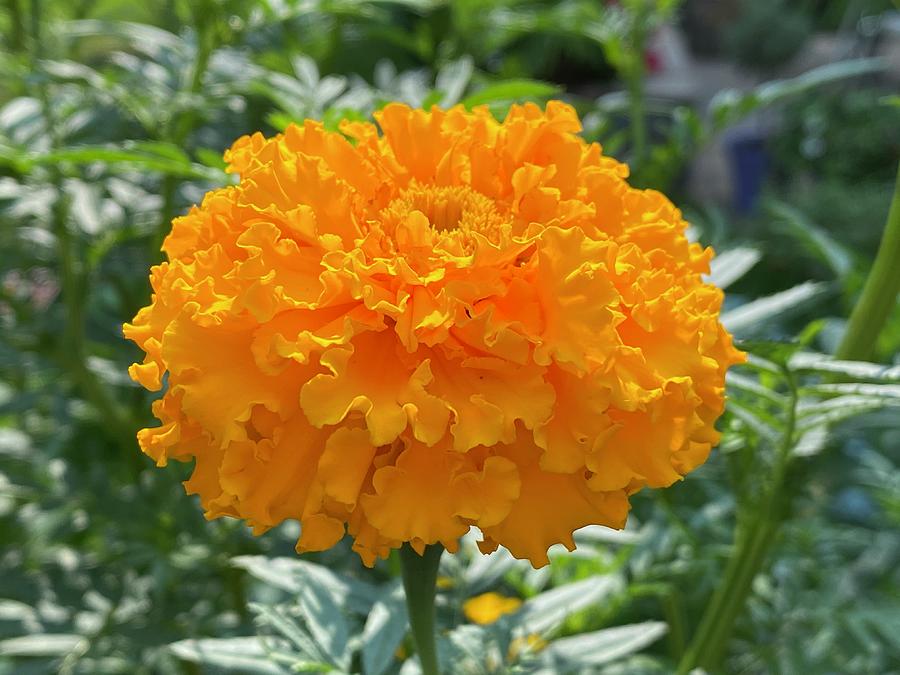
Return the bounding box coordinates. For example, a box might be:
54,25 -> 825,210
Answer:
836,162 -> 900,361
679,169 -> 900,671
399,543 -> 443,675
677,374 -> 797,673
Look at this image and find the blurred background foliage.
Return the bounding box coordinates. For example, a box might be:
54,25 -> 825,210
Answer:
1,0 -> 899,673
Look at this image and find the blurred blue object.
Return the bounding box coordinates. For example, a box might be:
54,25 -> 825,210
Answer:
727,130 -> 768,214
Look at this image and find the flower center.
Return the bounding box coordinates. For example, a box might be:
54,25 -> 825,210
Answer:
382,182 -> 506,237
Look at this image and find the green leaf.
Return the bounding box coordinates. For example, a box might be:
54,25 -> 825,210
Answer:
706,246 -> 761,289
297,570 -> 351,669
360,582 -> 407,675
462,80 -> 561,108
727,400 -> 781,444
767,200 -> 853,277
232,556 -> 378,614
0,633 -> 87,657
60,20 -> 189,60
804,383 -> 900,399
463,547 -> 519,595
736,338 -> 802,367
792,426 -> 829,458
710,58 -> 886,130
788,353 -> 900,382
726,371 -> 788,406
519,574 -> 623,635
722,282 -> 829,335
169,637 -> 286,674
15,142 -> 223,180
543,621 -> 668,668
796,396 -> 900,432
435,56 -> 474,107
250,603 -> 325,663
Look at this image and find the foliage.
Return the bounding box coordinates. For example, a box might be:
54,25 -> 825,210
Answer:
726,0 -> 813,71
1,0 -> 898,674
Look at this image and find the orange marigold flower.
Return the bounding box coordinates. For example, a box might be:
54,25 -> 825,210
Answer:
463,592 -> 522,625
124,101 -> 744,568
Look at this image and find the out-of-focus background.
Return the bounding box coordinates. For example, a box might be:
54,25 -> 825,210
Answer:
1,1 -> 899,674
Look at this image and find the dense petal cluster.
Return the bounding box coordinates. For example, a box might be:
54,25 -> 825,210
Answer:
125,101 -> 743,567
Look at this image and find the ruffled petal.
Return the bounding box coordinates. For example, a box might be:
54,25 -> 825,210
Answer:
481,438 -> 630,567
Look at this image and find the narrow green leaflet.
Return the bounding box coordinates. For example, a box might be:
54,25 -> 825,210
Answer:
297,569 -> 352,671
232,555 -> 379,614
518,574 -> 624,635
251,603 -> 327,662
541,621 -> 668,669
435,56 -> 475,107
463,547 -> 519,595
169,637 -> 287,674
706,246 -> 761,289
462,80 -> 561,108
710,58 -> 886,130
0,633 -> 87,657
360,582 -> 408,675
789,353 -> 900,382
767,200 -> 854,277
721,282 -> 828,335
6,142 -> 224,180
58,20 -> 189,60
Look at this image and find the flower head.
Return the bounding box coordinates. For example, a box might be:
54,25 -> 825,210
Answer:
124,101 -> 743,567
463,592 -> 522,625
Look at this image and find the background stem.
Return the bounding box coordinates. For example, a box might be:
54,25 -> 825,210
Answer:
680,164 -> 900,671
836,162 -> 900,361
399,543 -> 443,675
28,0 -> 134,448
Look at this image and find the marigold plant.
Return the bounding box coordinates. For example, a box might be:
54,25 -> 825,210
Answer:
124,101 -> 743,568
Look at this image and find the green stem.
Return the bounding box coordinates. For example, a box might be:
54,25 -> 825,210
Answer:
152,4 -> 215,257
836,162 -> 900,361
5,0 -> 26,54
399,543 -> 443,675
678,376 -> 797,673
627,63 -> 647,170
28,0 -> 134,449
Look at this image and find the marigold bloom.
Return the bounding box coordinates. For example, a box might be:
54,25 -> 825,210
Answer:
124,101 -> 743,568
463,592 -> 522,624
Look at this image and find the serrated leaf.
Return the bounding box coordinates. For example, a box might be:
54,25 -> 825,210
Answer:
543,621 -> 667,668
722,282 -> 828,335
706,247 -> 761,289
169,637 -> 286,673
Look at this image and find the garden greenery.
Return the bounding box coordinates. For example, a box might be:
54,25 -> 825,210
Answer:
1,1 -> 898,674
